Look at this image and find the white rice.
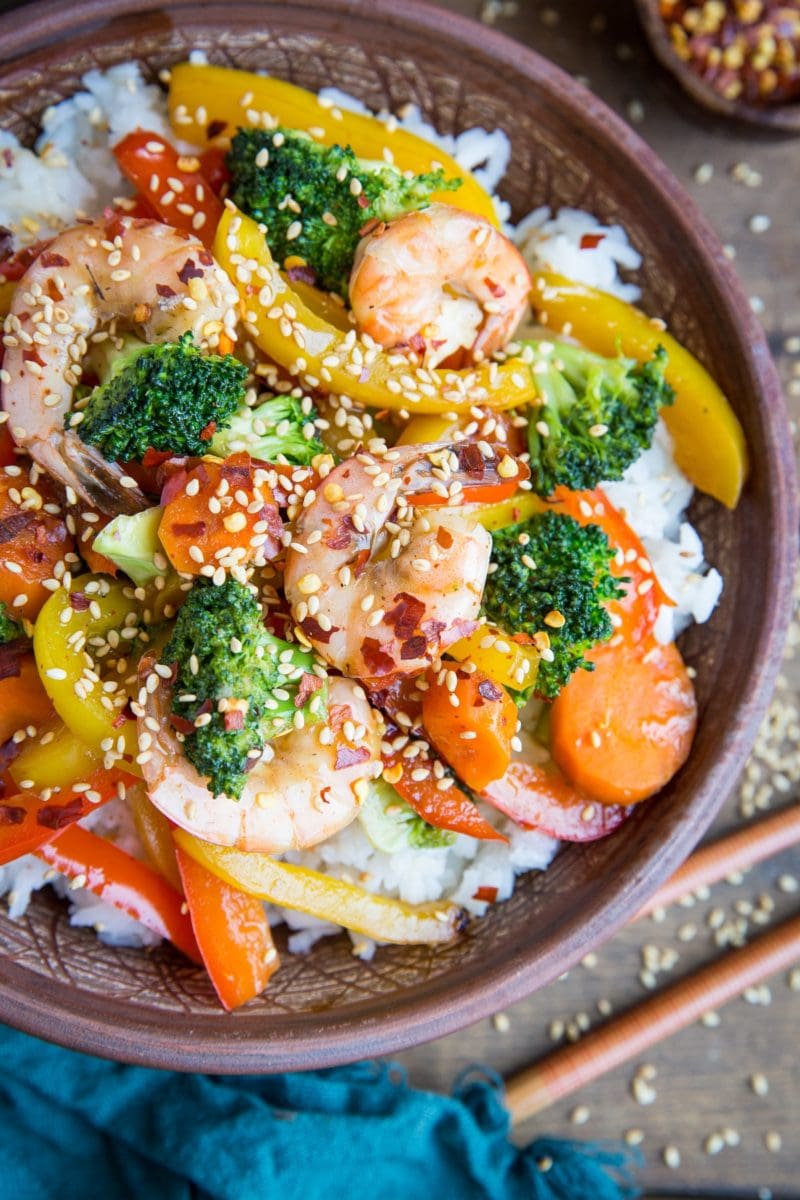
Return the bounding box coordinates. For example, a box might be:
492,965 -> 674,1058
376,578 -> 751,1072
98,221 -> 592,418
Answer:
0,62 -> 722,957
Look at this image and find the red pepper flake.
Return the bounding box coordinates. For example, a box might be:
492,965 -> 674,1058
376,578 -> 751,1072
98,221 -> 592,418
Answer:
473,885 -> 498,903
323,514 -> 357,551
0,803 -> 25,826
457,442 -> 486,478
0,512 -> 35,543
198,250 -> 214,267
177,258 -> 204,285
483,276 -> 506,298
478,679 -> 503,702
223,709 -> 244,732
287,264 -> 318,286
436,526 -> 454,550
220,456 -> 252,484
40,250 -> 70,268
199,420 -> 217,442
295,672 -> 323,708
69,592 -> 90,612
301,617 -> 334,644
35,796 -> 84,830
328,703 -> 353,733
400,635 -> 427,660
169,712 -> 196,736
352,547 -> 371,578
384,592 -> 426,640
361,637 -> 396,677
0,736 -> 21,772
207,119 -> 228,139
160,468 -> 189,507
0,640 -> 25,682
579,233 -> 605,250
357,194 -> 370,208
171,520 -> 207,539
335,745 -> 371,770
156,284 -> 176,298
408,332 -> 426,354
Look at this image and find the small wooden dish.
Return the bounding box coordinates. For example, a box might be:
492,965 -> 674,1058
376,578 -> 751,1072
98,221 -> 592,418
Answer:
0,0 -> 795,1073
635,0 -> 800,132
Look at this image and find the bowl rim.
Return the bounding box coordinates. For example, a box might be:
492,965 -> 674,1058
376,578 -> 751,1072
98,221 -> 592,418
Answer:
0,0 -> 796,1072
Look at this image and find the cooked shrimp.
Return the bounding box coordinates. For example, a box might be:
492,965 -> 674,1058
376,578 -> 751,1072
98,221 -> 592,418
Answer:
348,203 -> 531,367
139,670 -> 381,852
283,443 -> 494,681
1,217 -> 239,513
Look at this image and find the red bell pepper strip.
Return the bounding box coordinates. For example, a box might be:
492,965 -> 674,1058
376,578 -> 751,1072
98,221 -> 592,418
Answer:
0,768 -> 131,865
384,754 -> 507,842
37,824 -> 201,962
175,845 -> 279,1011
113,131 -> 223,247
481,756 -> 631,842
199,145 -> 230,196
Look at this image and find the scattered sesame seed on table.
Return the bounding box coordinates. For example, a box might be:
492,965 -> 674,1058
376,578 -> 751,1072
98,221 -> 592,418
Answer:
392,2 -> 800,1193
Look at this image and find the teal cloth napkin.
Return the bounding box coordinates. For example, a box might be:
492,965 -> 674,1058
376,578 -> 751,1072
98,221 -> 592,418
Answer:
0,1025 -> 640,1200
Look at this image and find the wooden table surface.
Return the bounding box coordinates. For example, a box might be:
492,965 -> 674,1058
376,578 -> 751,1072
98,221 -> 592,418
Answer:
393,2 -> 800,1196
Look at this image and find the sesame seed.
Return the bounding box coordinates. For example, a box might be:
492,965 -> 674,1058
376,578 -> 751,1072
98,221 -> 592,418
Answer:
662,1146 -> 680,1169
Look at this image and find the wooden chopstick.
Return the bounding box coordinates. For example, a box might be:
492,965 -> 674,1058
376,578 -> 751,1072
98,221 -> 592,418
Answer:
503,805 -> 800,1125
637,805 -> 800,918
505,911 -> 800,1124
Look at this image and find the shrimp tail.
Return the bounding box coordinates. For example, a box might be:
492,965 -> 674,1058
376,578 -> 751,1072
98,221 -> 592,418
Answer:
51,432 -> 147,514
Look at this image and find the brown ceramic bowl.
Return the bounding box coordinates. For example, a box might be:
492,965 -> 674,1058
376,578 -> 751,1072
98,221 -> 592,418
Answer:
0,0 -> 795,1072
635,0 -> 800,133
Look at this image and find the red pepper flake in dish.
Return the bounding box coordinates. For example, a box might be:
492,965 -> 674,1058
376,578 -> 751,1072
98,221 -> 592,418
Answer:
659,0 -> 800,104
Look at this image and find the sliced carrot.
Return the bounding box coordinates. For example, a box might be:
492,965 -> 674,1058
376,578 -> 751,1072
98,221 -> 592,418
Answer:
422,666 -> 518,791
73,509 -> 118,576
0,768 -> 131,865
482,757 -> 632,842
550,637 -> 697,806
0,653 -> 54,743
175,845 -> 279,1011
158,452 -> 282,575
0,465 -> 74,621
37,824 -> 201,962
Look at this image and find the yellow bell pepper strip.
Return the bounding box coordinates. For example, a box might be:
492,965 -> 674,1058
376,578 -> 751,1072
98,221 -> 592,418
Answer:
447,623 -> 540,692
37,824 -> 201,962
214,207 -> 537,415
168,63 -> 498,225
530,272 -> 748,508
174,829 -> 467,944
33,575 -> 141,764
0,768 -> 131,866
175,845 -> 280,1011
396,415 -> 459,446
9,721 -> 103,793
129,788 -> 183,892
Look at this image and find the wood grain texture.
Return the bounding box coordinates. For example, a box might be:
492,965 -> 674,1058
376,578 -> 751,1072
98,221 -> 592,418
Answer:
396,3 -> 800,1194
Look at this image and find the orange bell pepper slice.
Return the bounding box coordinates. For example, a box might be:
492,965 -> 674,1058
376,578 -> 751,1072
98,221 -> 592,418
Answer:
175,845 -> 279,1011
0,652 -> 54,744
382,753 -> 506,842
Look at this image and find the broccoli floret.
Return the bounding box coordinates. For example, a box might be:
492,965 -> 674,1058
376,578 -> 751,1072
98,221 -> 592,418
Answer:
76,332 -> 247,463
482,510 -> 625,699
162,579 -> 327,799
209,394 -> 324,465
525,341 -> 674,496
0,601 -> 22,644
227,127 -> 460,296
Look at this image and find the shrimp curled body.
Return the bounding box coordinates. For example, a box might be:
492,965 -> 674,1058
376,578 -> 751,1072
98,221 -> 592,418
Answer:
283,444 -> 493,682
1,218 -> 239,513
348,203 -> 531,367
140,671 -> 381,853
